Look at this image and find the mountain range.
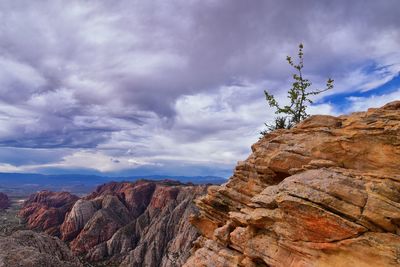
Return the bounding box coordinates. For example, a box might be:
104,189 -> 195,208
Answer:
0,172 -> 226,195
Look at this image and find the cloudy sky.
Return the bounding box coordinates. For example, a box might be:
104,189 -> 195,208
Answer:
0,0 -> 399,178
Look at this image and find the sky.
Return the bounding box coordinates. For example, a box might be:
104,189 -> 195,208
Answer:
0,0 -> 399,178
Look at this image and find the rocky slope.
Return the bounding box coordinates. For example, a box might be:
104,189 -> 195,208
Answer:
20,180 -> 207,266
184,101 -> 400,267
0,193 -> 10,210
0,230 -> 82,267
18,191 -> 79,236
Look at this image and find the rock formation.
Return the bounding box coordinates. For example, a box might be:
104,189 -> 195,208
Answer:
20,180 -> 208,267
0,230 -> 82,267
0,192 -> 10,210
18,191 -> 79,236
184,101 -> 400,267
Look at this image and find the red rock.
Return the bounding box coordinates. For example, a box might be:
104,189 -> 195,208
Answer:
21,180 -> 208,267
87,180 -> 157,217
18,191 -> 78,236
68,181 -> 208,266
149,186 -> 179,209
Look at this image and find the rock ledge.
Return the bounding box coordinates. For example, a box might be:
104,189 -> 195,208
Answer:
185,101 -> 400,267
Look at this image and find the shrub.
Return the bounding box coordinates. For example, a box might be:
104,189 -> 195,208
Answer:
261,43 -> 334,135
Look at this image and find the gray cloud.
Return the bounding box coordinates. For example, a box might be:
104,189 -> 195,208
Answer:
0,0 -> 399,174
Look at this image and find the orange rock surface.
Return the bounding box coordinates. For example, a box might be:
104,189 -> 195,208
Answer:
185,101 -> 400,267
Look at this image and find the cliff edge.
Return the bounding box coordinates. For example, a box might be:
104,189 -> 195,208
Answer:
185,101 -> 400,267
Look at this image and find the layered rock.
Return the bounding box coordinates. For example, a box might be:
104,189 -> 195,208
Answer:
118,184 -> 206,267
0,193 -> 10,210
185,101 -> 400,267
20,180 -> 207,267
19,191 -> 79,236
0,230 -> 82,267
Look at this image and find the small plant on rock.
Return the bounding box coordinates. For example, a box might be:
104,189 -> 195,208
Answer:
261,43 -> 334,135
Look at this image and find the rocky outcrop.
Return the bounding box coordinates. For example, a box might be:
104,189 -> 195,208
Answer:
185,101 -> 400,267
18,191 -> 79,236
0,230 -> 82,267
0,193 -> 10,210
19,180 -> 208,267
118,184 -> 206,267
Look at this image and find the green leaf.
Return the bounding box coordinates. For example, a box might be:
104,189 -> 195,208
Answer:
261,43 -> 334,136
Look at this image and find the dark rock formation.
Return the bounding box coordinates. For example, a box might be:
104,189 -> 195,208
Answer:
0,193 -> 10,210
185,101 -> 400,267
0,230 -> 82,267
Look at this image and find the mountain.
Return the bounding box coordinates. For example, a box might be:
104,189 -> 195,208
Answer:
0,173 -> 226,195
184,101 -> 400,267
18,191 -> 79,236
19,179 -> 208,266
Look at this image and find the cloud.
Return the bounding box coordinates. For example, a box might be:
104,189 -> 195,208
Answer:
0,163 -> 21,173
346,89 -> 400,112
0,1 -> 399,175
0,57 -> 47,102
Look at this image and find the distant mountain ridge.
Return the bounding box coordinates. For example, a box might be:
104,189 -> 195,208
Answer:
0,172 -> 226,195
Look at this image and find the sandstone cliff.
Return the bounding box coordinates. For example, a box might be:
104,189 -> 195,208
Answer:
0,230 -> 82,267
185,101 -> 400,267
0,192 -> 10,210
20,180 -> 207,267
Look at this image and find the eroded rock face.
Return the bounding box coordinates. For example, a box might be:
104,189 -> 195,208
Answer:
185,101 -> 400,267
70,180 -> 207,266
0,193 -> 10,210
0,230 -> 82,267
20,180 -> 208,267
18,191 -> 79,236
118,184 -> 206,267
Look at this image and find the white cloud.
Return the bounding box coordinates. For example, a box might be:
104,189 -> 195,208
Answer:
346,89 -> 400,112
0,163 -> 22,173
0,57 -> 46,97
3,150 -> 161,173
0,1 -> 399,175
27,88 -> 78,112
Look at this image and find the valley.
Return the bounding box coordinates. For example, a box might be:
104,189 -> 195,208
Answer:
0,195 -> 26,236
